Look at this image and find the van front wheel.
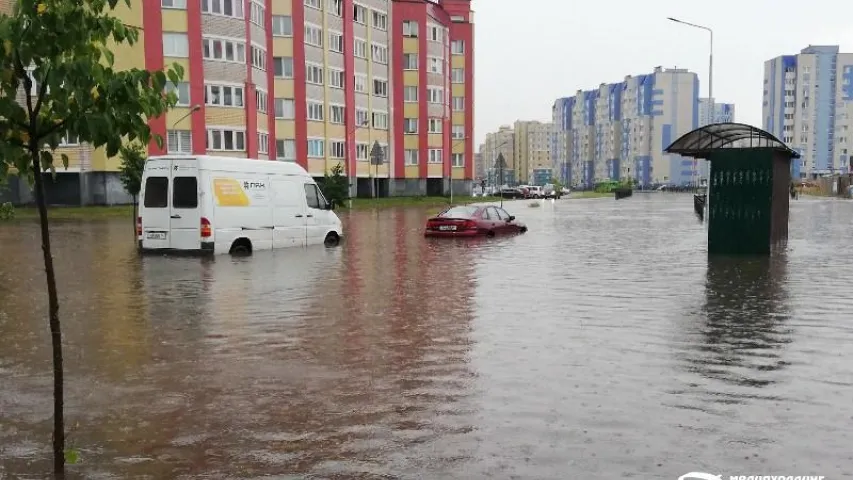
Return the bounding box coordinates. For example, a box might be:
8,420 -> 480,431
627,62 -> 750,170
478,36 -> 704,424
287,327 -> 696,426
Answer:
229,238 -> 253,256
324,232 -> 340,247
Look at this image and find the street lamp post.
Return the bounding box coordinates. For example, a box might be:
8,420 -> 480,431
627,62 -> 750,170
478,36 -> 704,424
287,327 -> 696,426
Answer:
172,104 -> 201,130
668,16 -> 712,188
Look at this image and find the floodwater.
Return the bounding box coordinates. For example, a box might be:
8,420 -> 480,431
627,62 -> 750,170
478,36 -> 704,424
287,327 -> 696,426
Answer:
1,194 -> 853,479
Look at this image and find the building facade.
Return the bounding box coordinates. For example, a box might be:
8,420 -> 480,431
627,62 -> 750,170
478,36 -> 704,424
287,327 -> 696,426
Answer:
763,45 -> 853,179
552,67 -> 701,187
513,120 -> 553,184
3,0 -> 475,204
479,125 -> 514,186
698,98 -> 735,126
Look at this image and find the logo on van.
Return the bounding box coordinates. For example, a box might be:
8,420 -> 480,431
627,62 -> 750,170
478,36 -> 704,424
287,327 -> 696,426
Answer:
213,178 -> 251,207
243,181 -> 265,190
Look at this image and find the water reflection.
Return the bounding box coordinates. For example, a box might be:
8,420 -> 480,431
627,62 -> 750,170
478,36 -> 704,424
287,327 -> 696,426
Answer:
676,255 -> 792,409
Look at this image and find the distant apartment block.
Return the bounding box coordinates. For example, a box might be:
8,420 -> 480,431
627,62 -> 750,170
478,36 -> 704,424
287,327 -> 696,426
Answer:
552,66 -> 701,187
698,99 -> 735,126
478,125 -> 514,185
513,120 -> 553,184
763,45 -> 853,178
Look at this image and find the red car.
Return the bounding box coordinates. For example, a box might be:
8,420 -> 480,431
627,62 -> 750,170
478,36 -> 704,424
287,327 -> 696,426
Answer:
424,205 -> 527,237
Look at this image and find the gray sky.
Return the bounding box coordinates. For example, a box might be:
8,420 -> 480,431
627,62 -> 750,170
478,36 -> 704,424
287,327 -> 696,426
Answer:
473,0 -> 853,146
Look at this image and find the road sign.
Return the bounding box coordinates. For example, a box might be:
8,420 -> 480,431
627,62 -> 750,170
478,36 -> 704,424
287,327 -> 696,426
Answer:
370,140 -> 384,165
494,152 -> 506,169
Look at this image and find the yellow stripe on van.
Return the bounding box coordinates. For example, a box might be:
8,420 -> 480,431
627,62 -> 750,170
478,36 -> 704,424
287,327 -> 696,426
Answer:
213,178 -> 251,207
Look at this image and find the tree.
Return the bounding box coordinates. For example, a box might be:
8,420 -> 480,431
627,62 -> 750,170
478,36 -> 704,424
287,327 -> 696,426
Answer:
319,162 -> 349,206
0,0 -> 183,476
118,142 -> 145,234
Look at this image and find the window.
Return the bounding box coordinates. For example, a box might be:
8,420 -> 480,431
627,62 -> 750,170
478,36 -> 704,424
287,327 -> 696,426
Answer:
373,78 -> 387,97
452,96 -> 464,110
329,140 -> 345,158
452,153 -> 464,167
276,139 -> 296,161
429,25 -> 442,42
167,130 -> 192,154
205,84 -> 244,107
272,15 -> 292,36
255,90 -> 268,113
371,43 -> 388,64
304,0 -> 321,8
428,57 -> 442,74
305,24 -> 323,47
306,63 -> 323,84
308,138 -> 324,157
329,104 -> 345,124
427,87 -> 443,103
452,68 -> 464,83
58,132 -> 79,146
372,111 -> 388,130
356,143 -> 368,160
162,0 -> 186,8
207,128 -> 246,151
353,3 -> 367,23
328,0 -> 342,16
251,46 -> 266,70
274,98 -> 295,119
451,40 -> 464,54
329,31 -> 344,53
257,132 -> 269,154
304,183 -> 323,209
404,86 -> 417,102
428,118 -> 442,133
404,118 -> 417,134
143,177 -> 168,208
202,37 -> 246,63
403,20 -> 418,37
405,149 -> 418,165
371,10 -> 387,31
428,148 -> 442,164
355,108 -> 369,126
354,74 -> 367,93
165,82 -> 190,106
403,53 -> 417,70
452,125 -> 464,139
250,1 -> 264,26
202,0 -> 243,18
353,38 -> 367,58
273,57 -> 294,78
307,101 -> 324,121
163,33 -> 189,57
329,69 -> 345,88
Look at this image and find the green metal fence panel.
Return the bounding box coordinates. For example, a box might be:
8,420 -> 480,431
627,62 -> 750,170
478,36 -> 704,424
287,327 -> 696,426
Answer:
707,149 -> 774,255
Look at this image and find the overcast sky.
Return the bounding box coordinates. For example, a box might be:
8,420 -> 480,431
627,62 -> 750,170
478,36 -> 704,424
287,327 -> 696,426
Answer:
472,0 -> 853,146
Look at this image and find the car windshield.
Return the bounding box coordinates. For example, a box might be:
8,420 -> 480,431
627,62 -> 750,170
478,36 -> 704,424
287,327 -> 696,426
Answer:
438,206 -> 479,219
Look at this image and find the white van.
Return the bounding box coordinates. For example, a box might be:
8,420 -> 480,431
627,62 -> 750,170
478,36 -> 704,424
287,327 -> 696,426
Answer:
137,155 -> 343,255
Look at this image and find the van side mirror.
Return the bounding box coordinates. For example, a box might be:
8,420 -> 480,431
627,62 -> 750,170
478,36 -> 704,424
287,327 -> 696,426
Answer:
326,199 -> 335,210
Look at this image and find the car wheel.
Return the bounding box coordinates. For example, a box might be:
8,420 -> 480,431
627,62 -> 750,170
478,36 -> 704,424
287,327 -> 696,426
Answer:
519,227 -> 527,233
487,230 -> 495,237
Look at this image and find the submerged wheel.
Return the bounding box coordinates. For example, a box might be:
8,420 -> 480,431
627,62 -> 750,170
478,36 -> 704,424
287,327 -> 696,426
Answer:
229,238 -> 252,256
324,232 -> 340,247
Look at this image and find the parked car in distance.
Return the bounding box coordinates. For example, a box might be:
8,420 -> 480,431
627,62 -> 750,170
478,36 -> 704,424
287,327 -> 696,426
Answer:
526,185 -> 544,198
424,205 -> 527,237
498,187 -> 525,199
542,184 -> 561,199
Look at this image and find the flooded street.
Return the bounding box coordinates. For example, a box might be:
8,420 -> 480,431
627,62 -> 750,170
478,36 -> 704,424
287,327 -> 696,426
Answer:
2,194 -> 853,479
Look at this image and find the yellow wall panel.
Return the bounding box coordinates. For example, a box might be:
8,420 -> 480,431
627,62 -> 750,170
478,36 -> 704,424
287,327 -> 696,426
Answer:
306,121 -> 325,137
427,134 -> 443,148
162,10 -> 188,32
271,1 -> 292,14
452,142 -> 465,154
205,107 -> 246,126
452,111 -> 464,124
274,79 -> 295,97
451,55 -> 465,68
272,38 -> 294,56
403,135 -> 419,149
256,113 -> 269,132
326,125 -> 346,138
403,71 -> 419,85
403,103 -> 419,117
307,159 -> 326,175
369,131 -> 389,143
166,107 -> 197,129
427,164 -> 442,177
451,84 -> 466,97
354,128 -> 371,142
403,38 -> 418,53
404,166 -> 419,178
452,167 -> 465,179
275,120 -> 295,138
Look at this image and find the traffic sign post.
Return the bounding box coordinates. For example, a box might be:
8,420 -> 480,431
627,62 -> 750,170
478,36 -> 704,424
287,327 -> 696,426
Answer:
369,140 -> 384,198
494,152 -> 507,208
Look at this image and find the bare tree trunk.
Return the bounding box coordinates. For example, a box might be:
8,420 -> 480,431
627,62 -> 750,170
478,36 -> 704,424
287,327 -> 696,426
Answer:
30,151 -> 65,478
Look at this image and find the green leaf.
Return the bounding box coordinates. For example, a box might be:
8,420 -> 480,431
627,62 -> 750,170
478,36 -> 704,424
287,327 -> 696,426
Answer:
60,153 -> 69,169
103,47 -> 115,67
64,448 -> 80,465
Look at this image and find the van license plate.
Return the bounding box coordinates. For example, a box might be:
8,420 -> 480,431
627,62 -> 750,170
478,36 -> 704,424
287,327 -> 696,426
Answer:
438,225 -> 456,231
146,232 -> 166,240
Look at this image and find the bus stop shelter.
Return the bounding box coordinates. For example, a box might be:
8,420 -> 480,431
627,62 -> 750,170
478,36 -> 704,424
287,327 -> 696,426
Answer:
665,123 -> 800,255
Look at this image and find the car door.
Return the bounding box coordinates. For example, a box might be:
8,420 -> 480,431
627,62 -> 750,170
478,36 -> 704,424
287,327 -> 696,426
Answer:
495,207 -> 520,233
302,183 -> 326,245
271,179 -> 306,248
484,207 -> 502,234
139,165 -> 171,249
169,158 -> 202,250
